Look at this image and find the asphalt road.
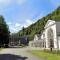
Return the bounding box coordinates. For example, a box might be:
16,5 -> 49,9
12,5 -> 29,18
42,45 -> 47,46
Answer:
0,47 -> 44,60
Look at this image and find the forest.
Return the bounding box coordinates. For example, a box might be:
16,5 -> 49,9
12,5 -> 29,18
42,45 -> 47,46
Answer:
17,6 -> 60,41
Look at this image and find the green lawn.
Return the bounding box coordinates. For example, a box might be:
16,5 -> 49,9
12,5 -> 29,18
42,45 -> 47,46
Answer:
29,50 -> 60,60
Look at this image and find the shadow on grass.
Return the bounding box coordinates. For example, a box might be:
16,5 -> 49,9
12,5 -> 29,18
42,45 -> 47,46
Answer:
0,54 -> 28,60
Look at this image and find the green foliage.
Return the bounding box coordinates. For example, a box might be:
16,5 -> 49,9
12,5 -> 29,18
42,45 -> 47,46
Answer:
18,6 -> 60,41
0,16 -> 10,47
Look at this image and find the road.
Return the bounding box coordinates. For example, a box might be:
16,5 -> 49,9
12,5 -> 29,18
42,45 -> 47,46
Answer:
0,47 -> 44,60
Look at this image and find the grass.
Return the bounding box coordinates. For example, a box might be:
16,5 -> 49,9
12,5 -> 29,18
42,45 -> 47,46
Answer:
29,50 -> 60,60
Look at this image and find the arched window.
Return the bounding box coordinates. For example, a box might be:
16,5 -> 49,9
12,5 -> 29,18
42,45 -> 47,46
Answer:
47,28 -> 54,48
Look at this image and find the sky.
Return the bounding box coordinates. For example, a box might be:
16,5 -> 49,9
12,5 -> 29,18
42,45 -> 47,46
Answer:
0,0 -> 60,33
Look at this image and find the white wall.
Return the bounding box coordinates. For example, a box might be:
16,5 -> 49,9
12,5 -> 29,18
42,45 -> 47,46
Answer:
41,32 -> 45,40
56,22 -> 60,49
56,22 -> 60,33
57,36 -> 60,49
45,20 -> 57,49
34,35 -> 38,41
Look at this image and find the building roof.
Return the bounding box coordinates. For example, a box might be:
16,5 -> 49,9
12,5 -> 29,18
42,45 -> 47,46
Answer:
35,34 -> 41,38
44,20 -> 55,29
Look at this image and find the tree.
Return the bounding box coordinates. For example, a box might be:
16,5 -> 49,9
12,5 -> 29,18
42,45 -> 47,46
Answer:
22,26 -> 25,36
0,16 -> 10,47
17,6 -> 60,41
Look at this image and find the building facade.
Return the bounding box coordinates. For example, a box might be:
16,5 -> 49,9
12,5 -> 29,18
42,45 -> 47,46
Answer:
44,20 -> 60,49
9,36 -> 29,46
30,20 -> 60,49
30,34 -> 44,48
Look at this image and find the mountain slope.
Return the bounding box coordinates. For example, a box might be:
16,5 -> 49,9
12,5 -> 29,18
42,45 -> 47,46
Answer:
18,6 -> 60,41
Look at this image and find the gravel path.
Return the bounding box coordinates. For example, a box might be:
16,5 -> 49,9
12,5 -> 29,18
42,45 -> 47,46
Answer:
0,47 -> 44,60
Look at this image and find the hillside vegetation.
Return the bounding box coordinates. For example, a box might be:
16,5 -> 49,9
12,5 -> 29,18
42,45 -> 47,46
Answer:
18,6 -> 60,41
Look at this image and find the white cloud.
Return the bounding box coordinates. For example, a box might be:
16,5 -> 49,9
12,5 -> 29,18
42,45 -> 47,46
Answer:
15,23 -> 21,27
10,27 -> 17,32
24,19 -> 34,27
0,0 -> 11,6
8,19 -> 36,33
8,22 -> 22,33
9,25 -> 21,33
26,19 -> 33,24
0,0 -> 27,9
16,0 -> 27,5
50,0 -> 60,7
19,19 -> 36,28
7,22 -> 12,25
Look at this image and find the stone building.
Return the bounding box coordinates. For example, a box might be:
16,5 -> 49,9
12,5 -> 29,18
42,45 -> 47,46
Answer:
30,34 -> 44,48
30,20 -> 60,49
44,20 -> 60,49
